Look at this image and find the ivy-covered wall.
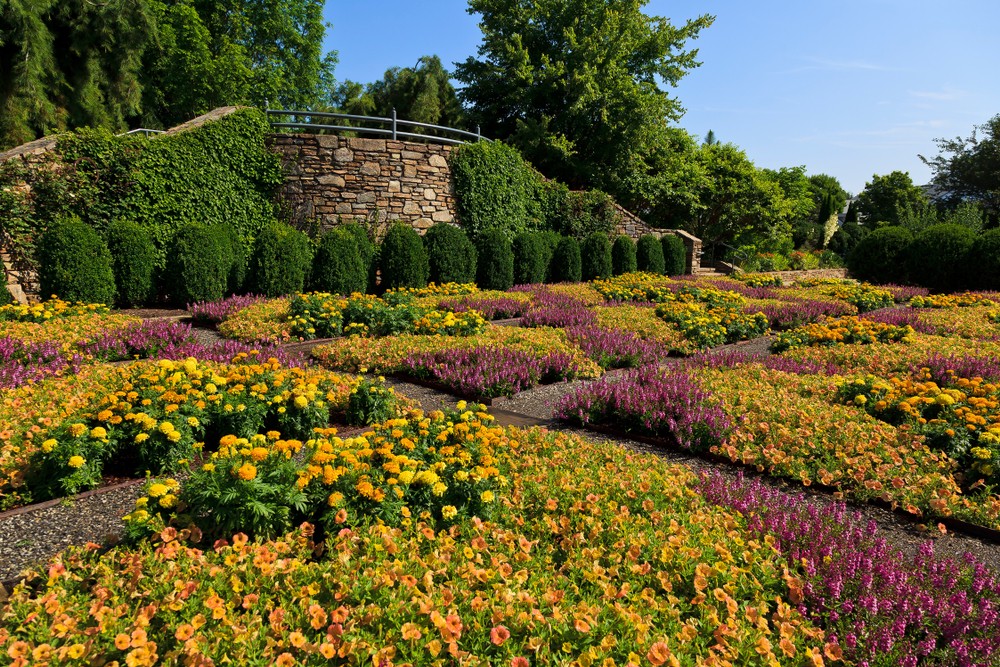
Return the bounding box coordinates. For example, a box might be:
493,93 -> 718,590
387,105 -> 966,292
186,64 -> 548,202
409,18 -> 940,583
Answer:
0,107 -> 282,300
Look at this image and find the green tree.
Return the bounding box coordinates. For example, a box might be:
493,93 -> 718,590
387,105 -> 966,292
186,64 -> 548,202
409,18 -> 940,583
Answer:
454,0 -> 713,197
855,171 -> 927,227
764,166 -> 817,249
921,114 -> 1000,226
807,174 -> 848,223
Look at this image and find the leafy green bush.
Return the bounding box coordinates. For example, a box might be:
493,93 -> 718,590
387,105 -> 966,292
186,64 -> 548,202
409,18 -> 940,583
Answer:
546,189 -> 623,240
662,234 -> 687,276
475,229 -> 514,290
513,232 -> 549,285
580,232 -> 612,281
450,141 -> 543,238
538,180 -> 569,232
537,231 -> 563,283
611,235 -> 637,275
250,223 -> 313,297
36,216 -> 116,304
214,224 -> 247,294
105,220 -> 155,307
347,377 -> 399,426
551,236 -> 582,283
424,223 -> 477,284
165,223 -> 228,304
826,220 -> 868,258
636,234 -> 665,274
847,226 -> 913,285
969,227 -> 1000,291
379,224 -> 429,291
905,223 -> 975,291
312,228 -> 367,295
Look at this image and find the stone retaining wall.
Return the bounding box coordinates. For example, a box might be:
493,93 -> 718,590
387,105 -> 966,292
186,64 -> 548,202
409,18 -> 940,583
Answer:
270,135 -> 456,237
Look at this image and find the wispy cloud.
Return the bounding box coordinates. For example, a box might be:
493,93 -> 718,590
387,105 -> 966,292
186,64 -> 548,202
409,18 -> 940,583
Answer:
775,57 -> 899,75
908,87 -> 967,102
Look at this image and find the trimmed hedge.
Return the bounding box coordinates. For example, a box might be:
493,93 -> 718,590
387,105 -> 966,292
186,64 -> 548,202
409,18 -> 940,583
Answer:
551,236 -> 582,283
379,224 -> 429,291
424,223 -> 477,284
513,232 -> 549,285
250,223 -> 313,297
905,224 -> 975,292
475,230 -> 514,290
611,235 -> 637,275
312,228 -> 367,295
580,232 -> 612,281
636,234 -> 665,274
662,234 -> 687,276
847,226 -> 914,285
215,224 -> 247,294
450,141 -> 543,239
36,216 -> 116,304
166,223 -> 229,304
969,228 -> 1000,291
537,231 -> 563,283
105,220 -> 155,307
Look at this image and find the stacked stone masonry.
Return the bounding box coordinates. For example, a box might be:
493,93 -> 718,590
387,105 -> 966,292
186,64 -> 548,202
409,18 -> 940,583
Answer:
270,135 -> 457,237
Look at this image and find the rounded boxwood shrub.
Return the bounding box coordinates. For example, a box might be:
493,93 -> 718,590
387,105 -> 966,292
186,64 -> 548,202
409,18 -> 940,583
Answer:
580,232 -> 612,281
636,234 -> 665,274
37,216 -> 116,304
166,222 -> 229,304
611,235 -> 637,275
662,234 -> 687,276
551,236 -> 582,283
847,226 -> 913,285
213,224 -> 247,294
537,231 -> 563,283
424,223 -> 477,284
105,220 -> 155,307
475,229 -> 514,290
379,224 -> 429,291
905,223 -> 975,291
969,228 -> 1000,291
312,228 -> 367,295
513,232 -> 549,285
250,223 -> 313,297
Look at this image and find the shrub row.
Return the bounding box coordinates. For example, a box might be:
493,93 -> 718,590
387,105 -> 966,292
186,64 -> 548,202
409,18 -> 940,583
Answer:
848,223 -> 1000,291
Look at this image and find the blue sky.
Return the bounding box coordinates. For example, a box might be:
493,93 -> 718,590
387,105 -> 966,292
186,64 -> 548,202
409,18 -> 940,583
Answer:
322,1 -> 1000,195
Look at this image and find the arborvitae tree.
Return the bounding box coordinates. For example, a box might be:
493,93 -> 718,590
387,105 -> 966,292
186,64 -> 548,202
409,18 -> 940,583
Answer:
475,229 -> 514,290
550,236 -> 582,283
379,224 -> 429,291
580,232 -> 612,281
611,235 -> 637,275
424,223 -> 477,284
636,234 -> 665,274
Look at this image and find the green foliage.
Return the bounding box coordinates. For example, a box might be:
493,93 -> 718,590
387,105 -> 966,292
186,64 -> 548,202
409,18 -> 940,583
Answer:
580,232 -> 612,281
636,234 -> 665,274
475,230 -> 514,290
905,224 -> 975,292
450,141 -> 543,239
826,220 -> 868,257
214,224 -> 247,294
166,223 -> 229,304
105,220 -> 155,308
424,223 -> 477,284
611,235 -> 637,276
662,234 -> 687,276
538,180 -> 570,232
512,232 -> 549,285
312,228 -> 367,295
250,223 -> 313,297
346,377 -> 399,426
455,0 -> 713,200
968,228 -> 1000,291
332,55 -> 463,135
339,221 -> 375,291
36,216 -> 116,304
550,236 -> 582,283
536,231 -> 563,283
379,224 -> 429,291
847,226 -> 914,285
856,171 -> 928,227
922,113 -> 1000,225
549,190 -> 623,240
808,174 -> 848,224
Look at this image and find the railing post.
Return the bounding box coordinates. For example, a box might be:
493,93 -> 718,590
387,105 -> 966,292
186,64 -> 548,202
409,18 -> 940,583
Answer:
476,125 -> 481,141
392,108 -> 397,140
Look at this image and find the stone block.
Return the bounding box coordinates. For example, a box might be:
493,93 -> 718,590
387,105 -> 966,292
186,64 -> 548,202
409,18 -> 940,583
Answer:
359,161 -> 381,176
317,174 -> 346,187
347,137 -> 386,152
423,188 -> 437,200
333,148 -> 354,163
403,201 -> 423,215
428,154 -> 448,168
414,218 -> 434,230
335,203 -> 353,214
317,135 -> 340,149
403,165 -> 417,178
431,211 -> 454,223
401,150 -> 423,160
388,180 -> 401,193
356,191 -> 377,204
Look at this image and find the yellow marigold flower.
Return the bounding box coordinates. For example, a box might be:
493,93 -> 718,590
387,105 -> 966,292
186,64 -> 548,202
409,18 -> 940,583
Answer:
67,455 -> 86,469
41,438 -> 57,453
69,423 -> 87,437
148,483 -> 169,498
250,447 -> 269,462
202,463 -> 215,472
159,494 -> 177,508
327,492 -> 344,507
481,490 -> 495,503
236,463 -> 257,481
187,417 -> 200,428
294,395 -> 309,409
135,433 -> 149,444
431,481 -> 447,496
159,421 -> 175,434
398,470 -> 415,484
853,395 -> 868,406
441,505 -> 458,519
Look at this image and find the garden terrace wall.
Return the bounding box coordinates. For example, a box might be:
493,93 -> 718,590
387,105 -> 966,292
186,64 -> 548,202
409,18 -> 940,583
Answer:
269,135 -> 458,236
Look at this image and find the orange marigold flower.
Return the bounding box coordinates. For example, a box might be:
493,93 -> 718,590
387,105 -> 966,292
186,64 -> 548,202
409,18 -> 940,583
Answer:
235,462 -> 257,481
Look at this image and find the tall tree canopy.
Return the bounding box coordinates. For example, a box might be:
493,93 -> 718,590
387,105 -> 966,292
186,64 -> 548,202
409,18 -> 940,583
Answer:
333,55 -> 465,131
454,0 -> 713,199
921,113 -> 1000,226
855,171 -> 928,227
0,0 -> 336,147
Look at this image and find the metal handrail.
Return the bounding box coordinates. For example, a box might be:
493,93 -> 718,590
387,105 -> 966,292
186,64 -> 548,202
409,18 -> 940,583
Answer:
120,128 -> 166,137
266,108 -> 487,145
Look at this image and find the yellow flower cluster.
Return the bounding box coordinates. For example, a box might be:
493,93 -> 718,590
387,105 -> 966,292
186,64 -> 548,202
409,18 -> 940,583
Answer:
591,272 -> 675,302
218,298 -> 294,343
411,309 -> 487,336
385,282 -> 479,298
0,298 -> 109,322
910,293 -> 998,308
771,316 -> 913,353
